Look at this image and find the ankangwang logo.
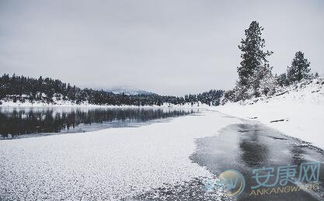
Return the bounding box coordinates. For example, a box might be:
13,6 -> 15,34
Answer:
203,169 -> 246,197
219,169 -> 246,196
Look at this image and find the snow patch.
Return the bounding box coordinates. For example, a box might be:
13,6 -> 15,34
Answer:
0,110 -> 240,200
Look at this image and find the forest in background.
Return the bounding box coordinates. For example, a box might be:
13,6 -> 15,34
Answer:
0,74 -> 223,106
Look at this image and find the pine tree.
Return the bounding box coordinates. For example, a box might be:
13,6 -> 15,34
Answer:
287,51 -> 311,83
276,73 -> 289,87
237,21 -> 273,99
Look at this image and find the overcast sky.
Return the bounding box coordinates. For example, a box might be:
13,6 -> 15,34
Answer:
0,0 -> 323,95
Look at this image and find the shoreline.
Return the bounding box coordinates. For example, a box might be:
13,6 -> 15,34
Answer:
0,100 -> 211,110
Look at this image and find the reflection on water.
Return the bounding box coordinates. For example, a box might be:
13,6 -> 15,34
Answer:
238,124 -> 269,167
0,107 -> 195,139
190,123 -> 324,201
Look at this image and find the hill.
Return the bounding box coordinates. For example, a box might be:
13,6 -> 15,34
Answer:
217,77 -> 324,148
105,86 -> 156,96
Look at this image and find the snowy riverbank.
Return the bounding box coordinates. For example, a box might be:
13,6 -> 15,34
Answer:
0,110 -> 240,200
217,78 -> 324,149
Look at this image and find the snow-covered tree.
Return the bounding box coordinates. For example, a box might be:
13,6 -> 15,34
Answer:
276,73 -> 289,87
287,51 -> 311,83
255,65 -> 276,96
236,21 -> 273,99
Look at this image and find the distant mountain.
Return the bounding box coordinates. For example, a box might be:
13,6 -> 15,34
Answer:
105,87 -> 157,96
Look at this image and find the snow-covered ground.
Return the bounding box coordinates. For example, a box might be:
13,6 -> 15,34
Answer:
0,110 -> 240,200
217,78 -> 324,149
1,78 -> 323,200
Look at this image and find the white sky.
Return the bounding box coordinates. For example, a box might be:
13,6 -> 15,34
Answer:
0,0 -> 323,95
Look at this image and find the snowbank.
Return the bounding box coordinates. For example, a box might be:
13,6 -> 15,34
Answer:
217,78 -> 324,149
0,110 -> 240,200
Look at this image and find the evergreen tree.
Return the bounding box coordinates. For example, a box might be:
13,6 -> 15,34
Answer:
237,21 -> 273,99
287,51 -> 311,83
256,65 -> 276,96
276,73 -> 289,87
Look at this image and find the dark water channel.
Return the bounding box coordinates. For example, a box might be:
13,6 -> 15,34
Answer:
0,107 -> 196,139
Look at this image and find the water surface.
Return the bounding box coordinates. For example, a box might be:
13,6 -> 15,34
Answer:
190,123 -> 324,201
0,107 -> 196,139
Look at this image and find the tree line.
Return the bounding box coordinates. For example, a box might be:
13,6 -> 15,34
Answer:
0,74 -> 223,106
224,21 -> 318,102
